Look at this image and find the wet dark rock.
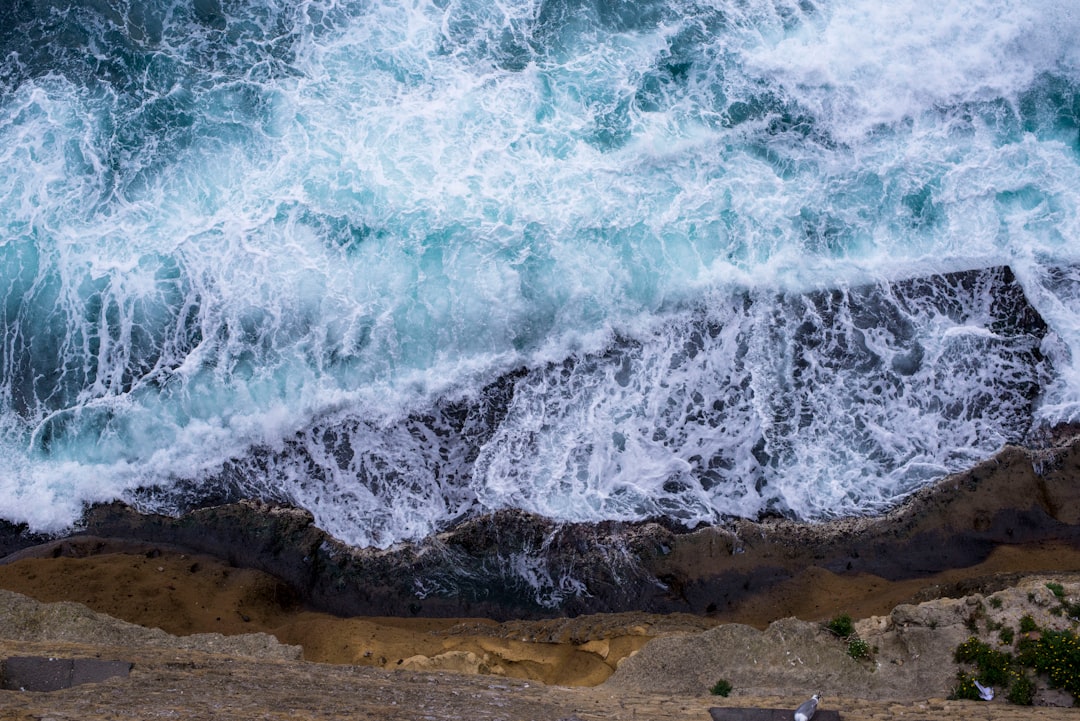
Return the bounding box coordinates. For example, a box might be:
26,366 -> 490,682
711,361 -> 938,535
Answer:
0,520 -> 51,559
14,431 -> 1077,621
70,502 -> 678,619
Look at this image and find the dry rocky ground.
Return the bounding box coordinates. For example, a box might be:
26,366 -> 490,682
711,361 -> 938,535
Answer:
1,572 -> 1079,720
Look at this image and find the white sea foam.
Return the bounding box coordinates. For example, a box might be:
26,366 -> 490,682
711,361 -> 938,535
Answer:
746,1 -> 1080,143
0,0 -> 1078,547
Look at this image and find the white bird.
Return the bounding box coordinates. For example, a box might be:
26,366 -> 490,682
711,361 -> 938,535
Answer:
793,693 -> 820,721
974,680 -> 994,701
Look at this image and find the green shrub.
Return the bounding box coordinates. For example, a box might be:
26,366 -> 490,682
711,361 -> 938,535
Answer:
949,672 -> 982,701
988,595 -> 1003,609
826,613 -> 854,638
998,627 -> 1014,645
953,637 -> 1013,686
1006,673 -> 1036,706
710,679 -> 733,697
955,637 -> 991,664
1016,637 -> 1040,666
1031,630 -> 1080,699
1046,582 -> 1065,599
978,649 -> 1014,687
1019,615 -> 1039,633
847,637 -> 871,660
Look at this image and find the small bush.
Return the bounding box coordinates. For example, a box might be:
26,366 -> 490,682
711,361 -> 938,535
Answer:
710,679 -> 733,697
1019,615 -> 1039,633
949,672 -> 982,701
955,637 -> 991,664
826,613 -> 855,638
1006,673 -> 1036,706
1016,637 -> 1040,666
1032,630 -> 1080,699
1046,582 -> 1065,599
998,627 -> 1014,645
953,637 -> 1012,686
978,649 -> 1014,687
988,595 -> 1003,609
847,637 -> 871,660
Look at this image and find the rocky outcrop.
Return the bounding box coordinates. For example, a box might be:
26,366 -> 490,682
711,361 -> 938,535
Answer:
9,575 -> 1072,707
5,434 -> 1080,620
607,575 -> 1080,705
652,431 -> 1080,617
0,588 -> 301,660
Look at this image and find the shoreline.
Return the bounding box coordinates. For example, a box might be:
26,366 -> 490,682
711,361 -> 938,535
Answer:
2,436 -> 1080,717
4,432 -> 1080,622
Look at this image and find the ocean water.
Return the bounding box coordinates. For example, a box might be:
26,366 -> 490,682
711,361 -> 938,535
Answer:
1,0 -> 1079,549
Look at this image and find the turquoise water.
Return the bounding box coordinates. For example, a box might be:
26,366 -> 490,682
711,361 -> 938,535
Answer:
1,0 -> 1079,547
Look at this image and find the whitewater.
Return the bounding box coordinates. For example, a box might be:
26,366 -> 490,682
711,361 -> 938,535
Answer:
1,0 -> 1079,548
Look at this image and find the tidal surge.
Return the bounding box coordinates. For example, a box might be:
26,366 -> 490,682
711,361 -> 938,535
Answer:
1,0 -> 1079,549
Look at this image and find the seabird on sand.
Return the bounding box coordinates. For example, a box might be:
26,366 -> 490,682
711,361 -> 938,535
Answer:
974,680 -> 994,701
793,693 -> 820,721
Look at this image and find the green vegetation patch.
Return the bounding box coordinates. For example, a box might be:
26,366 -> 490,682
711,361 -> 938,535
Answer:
949,671 -> 983,701
953,637 -> 1013,686
710,679 -> 733,697
1031,629 -> 1080,699
826,613 -> 854,638
847,637 -> 872,660
1006,673 -> 1036,706
954,625 -> 1080,705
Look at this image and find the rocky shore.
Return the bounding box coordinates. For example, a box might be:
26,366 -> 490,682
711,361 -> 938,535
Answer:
5,430 -> 1080,622
2,433 -> 1080,718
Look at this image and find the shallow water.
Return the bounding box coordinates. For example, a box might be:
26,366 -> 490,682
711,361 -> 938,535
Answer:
1,0 -> 1078,548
